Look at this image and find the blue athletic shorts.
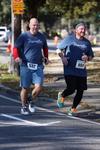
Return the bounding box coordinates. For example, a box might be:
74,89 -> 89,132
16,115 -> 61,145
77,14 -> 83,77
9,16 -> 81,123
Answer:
20,64 -> 44,88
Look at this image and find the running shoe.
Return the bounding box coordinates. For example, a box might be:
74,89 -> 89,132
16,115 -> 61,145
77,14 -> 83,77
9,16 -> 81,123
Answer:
57,92 -> 64,108
28,102 -> 35,113
67,108 -> 77,116
57,100 -> 64,108
27,96 -> 35,113
21,106 -> 29,115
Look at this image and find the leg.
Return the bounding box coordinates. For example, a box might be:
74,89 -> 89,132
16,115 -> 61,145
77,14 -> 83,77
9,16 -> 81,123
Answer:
67,76 -> 87,115
20,66 -> 31,115
31,66 -> 44,100
62,88 -> 75,98
20,87 -> 30,115
28,84 -> 42,113
57,75 -> 76,108
20,87 -> 29,107
28,66 -> 44,112
32,84 -> 42,100
67,90 -> 83,116
72,89 -> 84,109
62,75 -> 76,98
72,76 -> 87,109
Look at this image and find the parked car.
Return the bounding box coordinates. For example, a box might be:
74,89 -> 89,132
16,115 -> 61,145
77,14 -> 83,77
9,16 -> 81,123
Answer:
0,26 -> 9,42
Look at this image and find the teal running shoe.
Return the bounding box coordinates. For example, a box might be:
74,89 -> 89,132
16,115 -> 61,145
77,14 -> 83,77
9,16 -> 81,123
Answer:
57,92 -> 64,108
67,108 -> 77,116
57,101 -> 64,108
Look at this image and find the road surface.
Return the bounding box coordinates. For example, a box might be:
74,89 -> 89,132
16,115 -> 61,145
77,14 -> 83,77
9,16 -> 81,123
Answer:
0,86 -> 100,150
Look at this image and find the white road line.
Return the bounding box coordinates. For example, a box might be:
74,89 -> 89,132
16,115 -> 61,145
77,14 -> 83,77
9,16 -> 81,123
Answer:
0,94 -> 20,104
0,94 -> 100,126
1,114 -> 61,126
36,106 -> 100,126
0,121 -> 31,126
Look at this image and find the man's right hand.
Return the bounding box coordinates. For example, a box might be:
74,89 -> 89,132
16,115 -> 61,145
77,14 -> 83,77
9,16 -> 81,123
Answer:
15,57 -> 22,63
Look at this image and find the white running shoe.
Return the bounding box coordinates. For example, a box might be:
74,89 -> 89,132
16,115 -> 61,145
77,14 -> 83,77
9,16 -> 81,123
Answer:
21,106 -> 29,115
28,102 -> 35,113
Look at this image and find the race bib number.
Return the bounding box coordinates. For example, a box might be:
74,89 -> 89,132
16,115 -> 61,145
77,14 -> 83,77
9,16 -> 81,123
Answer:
27,63 -> 38,70
75,60 -> 85,69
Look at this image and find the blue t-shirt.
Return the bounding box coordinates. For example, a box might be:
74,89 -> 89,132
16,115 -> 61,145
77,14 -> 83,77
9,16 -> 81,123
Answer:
14,31 -> 48,65
57,34 -> 94,77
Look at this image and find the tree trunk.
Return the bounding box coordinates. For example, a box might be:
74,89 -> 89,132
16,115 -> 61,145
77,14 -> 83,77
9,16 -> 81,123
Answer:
14,15 -> 21,76
14,15 -> 21,40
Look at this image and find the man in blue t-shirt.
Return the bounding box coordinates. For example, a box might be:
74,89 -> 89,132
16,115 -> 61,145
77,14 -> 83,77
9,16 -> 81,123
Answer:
56,22 -> 94,115
13,18 -> 49,115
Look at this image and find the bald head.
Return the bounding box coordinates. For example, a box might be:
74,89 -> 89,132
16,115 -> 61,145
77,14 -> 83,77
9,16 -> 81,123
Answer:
29,18 -> 39,35
29,18 -> 39,25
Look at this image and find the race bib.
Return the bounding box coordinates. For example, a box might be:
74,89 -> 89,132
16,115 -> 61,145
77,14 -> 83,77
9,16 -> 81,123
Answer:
75,60 -> 85,69
27,63 -> 38,70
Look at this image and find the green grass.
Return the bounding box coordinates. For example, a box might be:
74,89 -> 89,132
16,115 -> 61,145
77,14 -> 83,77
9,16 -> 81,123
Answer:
0,64 -> 20,90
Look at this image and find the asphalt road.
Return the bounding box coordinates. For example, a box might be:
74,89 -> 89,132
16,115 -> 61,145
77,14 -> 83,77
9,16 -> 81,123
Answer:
0,87 -> 100,150
0,41 -> 100,150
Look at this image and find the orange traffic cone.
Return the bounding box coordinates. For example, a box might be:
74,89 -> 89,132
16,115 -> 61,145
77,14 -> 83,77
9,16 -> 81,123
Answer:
6,38 -> 11,53
54,35 -> 59,46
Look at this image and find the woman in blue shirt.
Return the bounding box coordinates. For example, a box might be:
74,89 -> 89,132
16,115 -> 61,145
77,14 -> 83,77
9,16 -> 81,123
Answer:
56,22 -> 94,115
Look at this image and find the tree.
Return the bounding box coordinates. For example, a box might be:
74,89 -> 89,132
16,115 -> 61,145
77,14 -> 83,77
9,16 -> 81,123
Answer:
24,0 -> 46,20
42,0 -> 100,31
0,0 -> 11,26
0,0 -> 99,34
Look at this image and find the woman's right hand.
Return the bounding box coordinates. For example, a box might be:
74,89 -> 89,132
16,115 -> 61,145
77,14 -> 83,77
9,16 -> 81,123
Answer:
61,56 -> 68,65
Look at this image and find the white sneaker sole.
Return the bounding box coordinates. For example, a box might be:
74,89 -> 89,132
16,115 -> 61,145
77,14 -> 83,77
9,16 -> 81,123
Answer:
21,111 -> 29,115
28,104 -> 35,113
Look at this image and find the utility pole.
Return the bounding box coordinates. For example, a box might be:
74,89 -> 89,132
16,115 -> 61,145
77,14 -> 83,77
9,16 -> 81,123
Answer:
8,0 -> 15,74
11,0 -> 14,51
10,0 -> 24,75
11,0 -> 24,40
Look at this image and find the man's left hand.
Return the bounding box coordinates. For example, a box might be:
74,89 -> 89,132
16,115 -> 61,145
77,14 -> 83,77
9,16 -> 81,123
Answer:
82,53 -> 88,62
43,57 -> 51,65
